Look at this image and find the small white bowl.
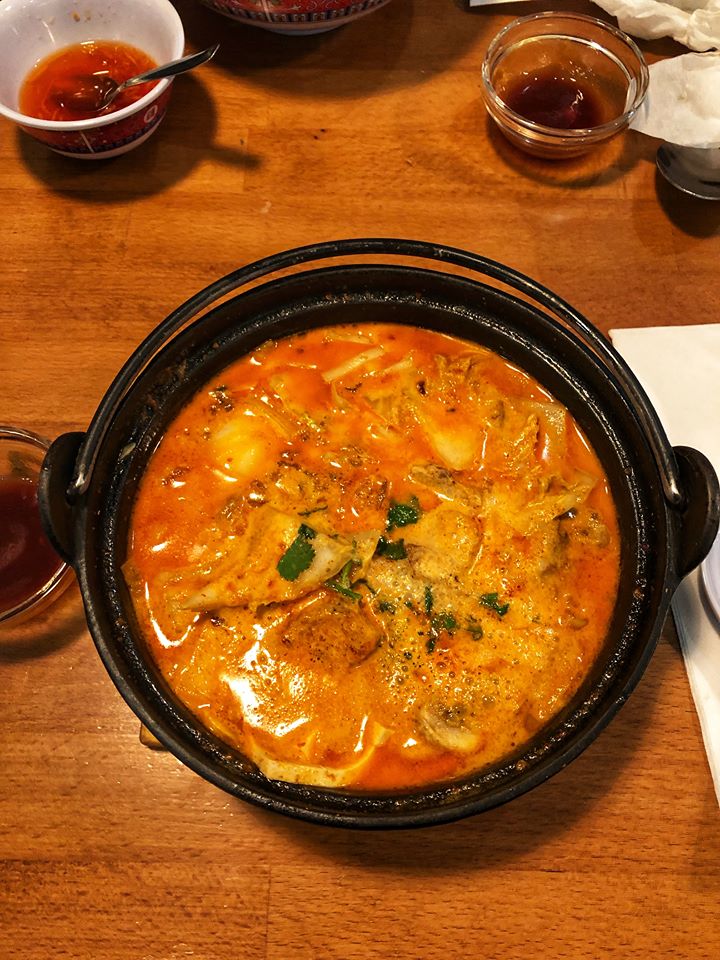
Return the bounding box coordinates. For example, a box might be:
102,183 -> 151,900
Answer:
0,0 -> 184,159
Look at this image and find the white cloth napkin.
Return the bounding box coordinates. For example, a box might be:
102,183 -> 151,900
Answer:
610,324 -> 720,806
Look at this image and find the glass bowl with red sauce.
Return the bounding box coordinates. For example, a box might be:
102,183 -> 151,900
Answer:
481,12 -> 649,160
0,426 -> 72,627
0,0 -> 184,160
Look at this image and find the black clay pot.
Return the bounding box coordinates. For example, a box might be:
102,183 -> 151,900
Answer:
39,239 -> 720,829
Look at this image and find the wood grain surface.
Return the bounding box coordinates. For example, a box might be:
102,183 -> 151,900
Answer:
1,1 -> 719,957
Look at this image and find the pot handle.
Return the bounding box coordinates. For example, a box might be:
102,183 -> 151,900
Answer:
38,431 -> 85,565
672,446 -> 720,580
65,238 -> 684,508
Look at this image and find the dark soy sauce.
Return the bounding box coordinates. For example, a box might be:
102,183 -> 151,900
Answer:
0,477 -> 63,612
504,68 -> 606,129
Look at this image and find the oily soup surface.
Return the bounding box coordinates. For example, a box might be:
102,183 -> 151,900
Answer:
125,324 -> 620,790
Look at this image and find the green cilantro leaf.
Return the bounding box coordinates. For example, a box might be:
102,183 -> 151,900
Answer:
386,496 -> 421,531
431,611 -> 457,635
427,611 -> 458,652
375,536 -> 408,560
424,585 -> 434,614
479,592 -> 510,617
277,525 -> 316,581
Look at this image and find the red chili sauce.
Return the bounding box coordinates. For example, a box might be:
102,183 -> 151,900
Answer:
504,67 -> 605,130
19,40 -> 157,122
0,477 -> 64,613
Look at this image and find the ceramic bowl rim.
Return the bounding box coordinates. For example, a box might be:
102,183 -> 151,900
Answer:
0,0 -> 184,131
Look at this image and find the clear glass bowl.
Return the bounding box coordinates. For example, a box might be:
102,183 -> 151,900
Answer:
481,12 -> 649,160
0,426 -> 72,626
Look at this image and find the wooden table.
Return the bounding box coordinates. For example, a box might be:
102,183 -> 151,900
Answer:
2,1 -> 719,957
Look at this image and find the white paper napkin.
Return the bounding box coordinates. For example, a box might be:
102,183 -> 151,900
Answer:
592,0 -> 720,51
630,52 -> 720,148
468,0 -> 720,48
610,324 -> 720,806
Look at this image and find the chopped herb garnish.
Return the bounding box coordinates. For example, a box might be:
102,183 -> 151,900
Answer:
404,600 -> 416,611
327,581 -> 362,601
378,599 -> 396,614
431,611 -> 457,635
277,525 -> 316,581
479,592 -> 510,617
375,536 -> 408,560
386,496 -> 421,531
426,610 -> 458,652
325,560 -> 361,602
337,559 -> 355,587
424,585 -> 434,614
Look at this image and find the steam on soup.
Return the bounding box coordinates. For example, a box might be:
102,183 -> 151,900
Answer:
124,324 -> 620,790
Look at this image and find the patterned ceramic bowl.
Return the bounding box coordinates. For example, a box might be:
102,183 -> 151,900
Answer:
0,0 -> 184,159
197,0 -> 393,35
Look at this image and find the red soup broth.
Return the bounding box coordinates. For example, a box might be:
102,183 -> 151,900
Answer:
20,40 -> 157,122
125,324 -> 621,792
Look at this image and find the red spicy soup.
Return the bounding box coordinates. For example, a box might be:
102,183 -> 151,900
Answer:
20,40 -> 157,122
0,477 -> 64,614
125,324 -> 621,791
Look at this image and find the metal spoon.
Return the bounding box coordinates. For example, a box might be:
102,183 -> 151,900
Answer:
656,143 -> 720,201
58,43 -> 220,115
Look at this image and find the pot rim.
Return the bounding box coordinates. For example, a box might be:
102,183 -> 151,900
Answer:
40,240 -> 718,828
65,239 -> 684,511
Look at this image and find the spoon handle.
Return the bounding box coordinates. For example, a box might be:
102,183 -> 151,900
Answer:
122,43 -> 220,91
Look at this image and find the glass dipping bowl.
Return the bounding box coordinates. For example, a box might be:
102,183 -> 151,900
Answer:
0,426 -> 72,627
481,12 -> 649,159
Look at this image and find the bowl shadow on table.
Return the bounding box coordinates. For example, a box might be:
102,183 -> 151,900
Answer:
0,581 -> 86,663
177,0 -> 487,100
241,639 -> 671,874
483,115 -> 648,190
654,168 -> 720,237
17,76 -> 260,202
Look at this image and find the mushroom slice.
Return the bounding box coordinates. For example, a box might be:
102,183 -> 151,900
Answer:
418,704 -> 482,754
